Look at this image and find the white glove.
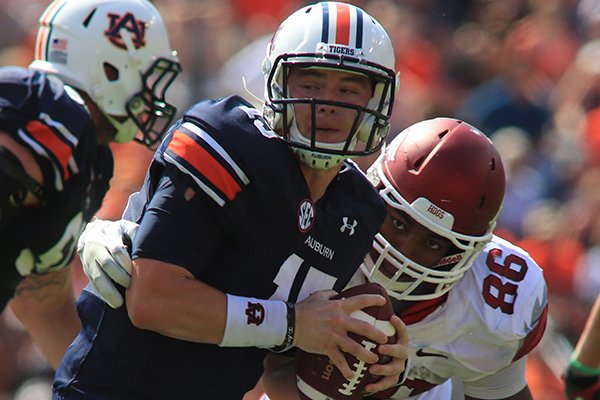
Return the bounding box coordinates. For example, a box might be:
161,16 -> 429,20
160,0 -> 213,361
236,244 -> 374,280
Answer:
77,218 -> 139,309
16,212 -> 85,276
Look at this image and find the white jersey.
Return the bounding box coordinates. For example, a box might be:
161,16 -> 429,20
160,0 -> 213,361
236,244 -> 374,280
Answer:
352,235 -> 548,399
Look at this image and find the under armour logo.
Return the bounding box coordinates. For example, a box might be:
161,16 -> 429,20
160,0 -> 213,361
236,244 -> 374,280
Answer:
340,217 -> 357,236
105,12 -> 147,50
416,348 -> 448,359
298,199 -> 315,233
245,302 -> 265,326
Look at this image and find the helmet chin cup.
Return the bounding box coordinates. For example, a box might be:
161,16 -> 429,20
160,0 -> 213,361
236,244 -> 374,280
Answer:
288,119 -> 355,169
106,114 -> 138,143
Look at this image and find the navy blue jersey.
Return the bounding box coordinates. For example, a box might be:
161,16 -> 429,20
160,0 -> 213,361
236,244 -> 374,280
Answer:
0,67 -> 113,308
54,96 -> 385,399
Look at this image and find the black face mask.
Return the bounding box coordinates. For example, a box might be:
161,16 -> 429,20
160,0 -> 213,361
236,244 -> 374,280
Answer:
127,57 -> 182,149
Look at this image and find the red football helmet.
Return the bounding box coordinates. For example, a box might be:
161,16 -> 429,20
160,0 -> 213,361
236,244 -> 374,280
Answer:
362,117 -> 506,300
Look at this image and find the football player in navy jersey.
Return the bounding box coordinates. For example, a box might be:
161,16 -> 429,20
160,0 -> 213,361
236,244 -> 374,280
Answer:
55,2 -> 409,399
0,0 -> 180,369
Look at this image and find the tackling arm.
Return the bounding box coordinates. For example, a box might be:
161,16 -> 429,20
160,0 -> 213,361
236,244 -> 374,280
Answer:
1,131 -> 79,370
9,266 -> 79,370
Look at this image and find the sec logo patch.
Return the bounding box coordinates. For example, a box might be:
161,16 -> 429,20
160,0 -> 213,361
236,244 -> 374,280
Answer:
298,199 -> 315,233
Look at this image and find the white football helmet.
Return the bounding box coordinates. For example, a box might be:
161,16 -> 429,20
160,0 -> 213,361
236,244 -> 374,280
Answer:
262,1 -> 399,169
363,118 -> 506,301
30,0 -> 181,147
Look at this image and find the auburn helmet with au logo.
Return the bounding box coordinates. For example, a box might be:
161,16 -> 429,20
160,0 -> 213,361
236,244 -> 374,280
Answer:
262,1 -> 400,169
363,118 -> 506,301
30,0 -> 181,147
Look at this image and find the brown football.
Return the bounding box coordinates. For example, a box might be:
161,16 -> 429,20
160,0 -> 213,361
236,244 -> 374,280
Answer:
295,283 -> 396,400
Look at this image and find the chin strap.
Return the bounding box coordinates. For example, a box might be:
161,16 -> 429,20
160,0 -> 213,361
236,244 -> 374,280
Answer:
288,122 -> 352,170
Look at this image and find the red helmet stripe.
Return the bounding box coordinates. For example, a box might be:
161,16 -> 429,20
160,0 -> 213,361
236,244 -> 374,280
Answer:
35,27 -> 48,61
334,3 -> 351,46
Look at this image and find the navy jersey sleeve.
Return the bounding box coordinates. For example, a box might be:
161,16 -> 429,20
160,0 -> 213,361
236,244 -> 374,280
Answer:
129,97 -> 277,276
0,67 -> 99,195
132,164 -> 227,277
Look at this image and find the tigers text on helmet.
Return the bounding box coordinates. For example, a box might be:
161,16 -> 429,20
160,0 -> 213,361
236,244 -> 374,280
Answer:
29,0 -> 181,147
262,1 -> 399,169
363,118 -> 506,301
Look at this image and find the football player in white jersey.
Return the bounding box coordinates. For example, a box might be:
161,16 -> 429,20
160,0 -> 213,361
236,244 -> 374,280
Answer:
356,117 -> 547,399
259,117 -> 548,400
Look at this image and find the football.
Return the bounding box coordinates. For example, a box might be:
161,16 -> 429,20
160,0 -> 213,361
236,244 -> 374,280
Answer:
295,282 -> 396,400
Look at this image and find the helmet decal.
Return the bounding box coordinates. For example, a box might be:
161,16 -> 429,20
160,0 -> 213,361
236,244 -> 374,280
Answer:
105,12 -> 147,50
48,38 -> 68,64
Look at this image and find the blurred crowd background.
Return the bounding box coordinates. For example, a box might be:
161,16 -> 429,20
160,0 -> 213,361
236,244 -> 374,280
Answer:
1,0 -> 599,398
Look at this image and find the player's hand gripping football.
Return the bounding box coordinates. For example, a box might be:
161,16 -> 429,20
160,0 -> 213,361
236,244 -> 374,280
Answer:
294,289 -> 408,385
78,218 -> 139,308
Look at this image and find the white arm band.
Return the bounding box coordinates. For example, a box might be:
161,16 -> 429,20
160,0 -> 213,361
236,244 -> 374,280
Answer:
219,294 -> 288,348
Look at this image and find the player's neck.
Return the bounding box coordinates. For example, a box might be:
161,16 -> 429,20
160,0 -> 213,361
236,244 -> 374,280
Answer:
79,91 -> 114,145
300,162 -> 341,202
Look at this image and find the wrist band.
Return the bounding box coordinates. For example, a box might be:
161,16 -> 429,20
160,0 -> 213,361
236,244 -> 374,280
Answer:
271,302 -> 296,353
569,358 -> 600,376
219,294 -> 287,348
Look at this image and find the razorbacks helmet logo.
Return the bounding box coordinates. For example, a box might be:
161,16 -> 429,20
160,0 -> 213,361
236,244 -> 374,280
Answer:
105,12 -> 147,50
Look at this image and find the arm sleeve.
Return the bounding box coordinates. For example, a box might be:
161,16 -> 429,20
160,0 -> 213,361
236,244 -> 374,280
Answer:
131,164 -> 227,277
462,357 -> 528,399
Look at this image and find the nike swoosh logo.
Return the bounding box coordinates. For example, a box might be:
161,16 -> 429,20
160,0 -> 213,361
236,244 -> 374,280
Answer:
416,348 -> 448,359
